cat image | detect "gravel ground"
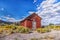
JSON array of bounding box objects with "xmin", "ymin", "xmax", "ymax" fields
[{"xmin": 0, "ymin": 30, "xmax": 60, "ymax": 40}]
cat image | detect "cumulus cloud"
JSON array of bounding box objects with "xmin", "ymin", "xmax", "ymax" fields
[
  {"xmin": 0, "ymin": 18, "xmax": 2, "ymax": 20},
  {"xmin": 1, "ymin": 15, "xmax": 21, "ymax": 22},
  {"xmin": 28, "ymin": 11, "xmax": 35, "ymax": 14},
  {"xmin": 33, "ymin": 0, "xmax": 37, "ymax": 3},
  {"xmin": 0, "ymin": 8, "xmax": 5, "ymax": 11},
  {"xmin": 36, "ymin": 0, "xmax": 60, "ymax": 25}
]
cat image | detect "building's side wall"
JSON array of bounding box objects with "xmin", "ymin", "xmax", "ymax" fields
[
  {"xmin": 20, "ymin": 20, "xmax": 28, "ymax": 27},
  {"xmin": 24, "ymin": 20, "xmax": 27, "ymax": 27},
  {"xmin": 36, "ymin": 19, "xmax": 41, "ymax": 28},
  {"xmin": 27, "ymin": 20, "xmax": 32, "ymax": 29}
]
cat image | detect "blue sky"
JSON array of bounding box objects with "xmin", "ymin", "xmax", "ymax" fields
[
  {"xmin": 0, "ymin": 0, "xmax": 34, "ymax": 18},
  {"xmin": 0, "ymin": 0, "xmax": 42, "ymax": 19},
  {"xmin": 0, "ymin": 0, "xmax": 60, "ymax": 25}
]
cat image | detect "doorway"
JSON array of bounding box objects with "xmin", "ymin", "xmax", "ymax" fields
[{"xmin": 32, "ymin": 19, "xmax": 36, "ymax": 30}]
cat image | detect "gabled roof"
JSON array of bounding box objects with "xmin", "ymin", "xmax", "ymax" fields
[{"xmin": 20, "ymin": 13, "xmax": 41, "ymax": 22}]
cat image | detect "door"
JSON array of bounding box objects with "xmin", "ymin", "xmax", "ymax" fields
[{"xmin": 32, "ymin": 19, "xmax": 36, "ymax": 30}]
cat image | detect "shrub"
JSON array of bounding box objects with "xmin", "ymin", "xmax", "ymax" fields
[
  {"xmin": 36, "ymin": 28, "xmax": 51, "ymax": 33},
  {"xmin": 31, "ymin": 38, "xmax": 38, "ymax": 40},
  {"xmin": 14, "ymin": 38, "xmax": 18, "ymax": 40},
  {"xmin": 0, "ymin": 28, "xmax": 3, "ymax": 34},
  {"xmin": 17, "ymin": 26, "xmax": 30, "ymax": 33},
  {"xmin": 2, "ymin": 28, "xmax": 13, "ymax": 35},
  {"xmin": 46, "ymin": 25, "xmax": 60, "ymax": 30},
  {"xmin": 46, "ymin": 25, "xmax": 55, "ymax": 29},
  {"xmin": 0, "ymin": 24, "xmax": 31, "ymax": 34}
]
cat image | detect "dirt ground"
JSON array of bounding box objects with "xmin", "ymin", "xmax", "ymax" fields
[{"xmin": 0, "ymin": 30, "xmax": 60, "ymax": 40}]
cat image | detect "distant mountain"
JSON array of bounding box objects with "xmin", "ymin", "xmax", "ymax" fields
[{"xmin": 0, "ymin": 20, "xmax": 13, "ymax": 24}]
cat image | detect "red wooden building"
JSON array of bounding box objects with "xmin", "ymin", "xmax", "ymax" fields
[{"xmin": 20, "ymin": 13, "xmax": 41, "ymax": 30}]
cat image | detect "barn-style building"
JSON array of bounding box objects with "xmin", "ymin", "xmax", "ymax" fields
[{"xmin": 20, "ymin": 13, "xmax": 41, "ymax": 30}]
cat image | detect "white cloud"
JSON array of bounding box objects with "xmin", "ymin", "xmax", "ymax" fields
[
  {"xmin": 36, "ymin": 0, "xmax": 60, "ymax": 25},
  {"xmin": 0, "ymin": 8, "xmax": 4, "ymax": 11},
  {"xmin": 33, "ymin": 0, "xmax": 37, "ymax": 3},
  {"xmin": 0, "ymin": 18, "xmax": 2, "ymax": 20},
  {"xmin": 28, "ymin": 11, "xmax": 35, "ymax": 14},
  {"xmin": 1, "ymin": 16, "xmax": 21, "ymax": 22}
]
